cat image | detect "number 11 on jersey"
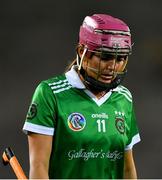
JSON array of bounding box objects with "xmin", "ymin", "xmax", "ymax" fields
[{"xmin": 96, "ymin": 119, "xmax": 106, "ymax": 132}]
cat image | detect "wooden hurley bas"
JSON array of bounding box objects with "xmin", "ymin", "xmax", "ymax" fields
[{"xmin": 2, "ymin": 147, "xmax": 27, "ymax": 179}]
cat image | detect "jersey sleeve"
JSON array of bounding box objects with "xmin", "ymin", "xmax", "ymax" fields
[
  {"xmin": 125, "ymin": 105, "xmax": 141, "ymax": 151},
  {"xmin": 23, "ymin": 81, "xmax": 56, "ymax": 136}
]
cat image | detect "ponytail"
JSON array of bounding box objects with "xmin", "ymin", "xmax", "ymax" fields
[{"xmin": 65, "ymin": 59, "xmax": 77, "ymax": 72}]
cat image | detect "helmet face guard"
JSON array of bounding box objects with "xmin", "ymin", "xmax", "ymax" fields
[{"xmin": 79, "ymin": 14, "xmax": 132, "ymax": 56}]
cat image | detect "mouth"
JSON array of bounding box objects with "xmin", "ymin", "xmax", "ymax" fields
[
  {"xmin": 99, "ymin": 74, "xmax": 114, "ymax": 82},
  {"xmin": 101, "ymin": 72, "xmax": 114, "ymax": 78}
]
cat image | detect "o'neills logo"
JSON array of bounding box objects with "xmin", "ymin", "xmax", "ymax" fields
[
  {"xmin": 67, "ymin": 113, "xmax": 86, "ymax": 131},
  {"xmin": 91, "ymin": 113, "xmax": 108, "ymax": 119}
]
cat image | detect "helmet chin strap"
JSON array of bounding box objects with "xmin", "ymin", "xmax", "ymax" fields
[
  {"xmin": 80, "ymin": 67, "xmax": 127, "ymax": 92},
  {"xmin": 77, "ymin": 47, "xmax": 88, "ymax": 71}
]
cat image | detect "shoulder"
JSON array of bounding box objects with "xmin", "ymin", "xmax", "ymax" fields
[
  {"xmin": 43, "ymin": 74, "xmax": 67, "ymax": 85},
  {"xmin": 33, "ymin": 74, "xmax": 66, "ymax": 94},
  {"xmin": 113, "ymin": 85, "xmax": 133, "ymax": 102},
  {"xmin": 39, "ymin": 74, "xmax": 72, "ymax": 94}
]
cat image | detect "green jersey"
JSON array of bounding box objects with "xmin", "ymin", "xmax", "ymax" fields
[{"xmin": 23, "ymin": 66, "xmax": 140, "ymax": 179}]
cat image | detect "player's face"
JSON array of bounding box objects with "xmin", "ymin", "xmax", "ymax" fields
[{"xmin": 82, "ymin": 51, "xmax": 127, "ymax": 84}]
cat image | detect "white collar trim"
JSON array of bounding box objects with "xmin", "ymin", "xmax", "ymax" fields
[
  {"xmin": 84, "ymin": 89, "xmax": 112, "ymax": 106},
  {"xmin": 65, "ymin": 66, "xmax": 86, "ymax": 89}
]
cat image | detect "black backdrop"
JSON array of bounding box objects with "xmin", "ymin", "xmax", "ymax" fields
[{"xmin": 1, "ymin": 0, "xmax": 162, "ymax": 178}]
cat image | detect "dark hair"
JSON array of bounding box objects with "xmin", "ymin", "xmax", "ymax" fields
[{"xmin": 65, "ymin": 44, "xmax": 81, "ymax": 72}]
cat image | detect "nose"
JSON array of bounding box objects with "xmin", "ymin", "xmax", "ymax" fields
[{"xmin": 105, "ymin": 59, "xmax": 116, "ymax": 71}]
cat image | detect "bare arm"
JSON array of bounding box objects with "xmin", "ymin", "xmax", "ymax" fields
[
  {"xmin": 124, "ymin": 149, "xmax": 137, "ymax": 179},
  {"xmin": 28, "ymin": 133, "xmax": 53, "ymax": 179}
]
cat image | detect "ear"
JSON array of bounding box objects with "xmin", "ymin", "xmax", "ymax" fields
[
  {"xmin": 121, "ymin": 58, "xmax": 128, "ymax": 72},
  {"xmin": 76, "ymin": 44, "xmax": 84, "ymax": 59}
]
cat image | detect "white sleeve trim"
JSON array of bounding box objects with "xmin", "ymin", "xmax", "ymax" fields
[
  {"xmin": 125, "ymin": 133, "xmax": 141, "ymax": 151},
  {"xmin": 23, "ymin": 122, "xmax": 54, "ymax": 136}
]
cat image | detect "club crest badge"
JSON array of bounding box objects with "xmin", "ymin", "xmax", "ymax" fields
[
  {"xmin": 67, "ymin": 113, "xmax": 86, "ymax": 131},
  {"xmin": 26, "ymin": 103, "xmax": 37, "ymax": 120},
  {"xmin": 115, "ymin": 117, "xmax": 125, "ymax": 134}
]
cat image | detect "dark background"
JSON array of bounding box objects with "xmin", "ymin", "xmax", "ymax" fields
[{"xmin": 0, "ymin": 0, "xmax": 162, "ymax": 178}]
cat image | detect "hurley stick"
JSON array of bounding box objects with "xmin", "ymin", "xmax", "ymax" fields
[{"xmin": 2, "ymin": 147, "xmax": 27, "ymax": 179}]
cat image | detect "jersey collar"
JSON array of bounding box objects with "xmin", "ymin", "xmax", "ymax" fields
[
  {"xmin": 65, "ymin": 66, "xmax": 114, "ymax": 106},
  {"xmin": 65, "ymin": 65, "xmax": 86, "ymax": 89},
  {"xmin": 65, "ymin": 65, "xmax": 119, "ymax": 91}
]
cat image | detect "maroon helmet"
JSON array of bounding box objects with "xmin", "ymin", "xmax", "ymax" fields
[{"xmin": 79, "ymin": 14, "xmax": 132, "ymax": 55}]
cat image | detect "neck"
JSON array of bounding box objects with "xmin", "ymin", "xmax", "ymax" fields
[{"xmin": 92, "ymin": 90, "xmax": 107, "ymax": 99}]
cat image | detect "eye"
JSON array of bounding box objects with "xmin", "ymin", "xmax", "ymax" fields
[
  {"xmin": 101, "ymin": 54, "xmax": 115, "ymax": 61},
  {"xmin": 94, "ymin": 53, "xmax": 115, "ymax": 61},
  {"xmin": 116, "ymin": 56, "xmax": 127, "ymax": 62},
  {"xmin": 93, "ymin": 52, "xmax": 101, "ymax": 58},
  {"xmin": 93, "ymin": 52, "xmax": 128, "ymax": 62}
]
